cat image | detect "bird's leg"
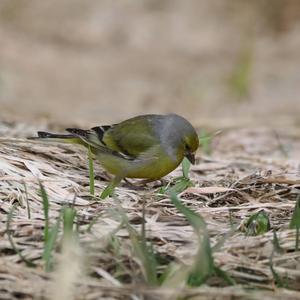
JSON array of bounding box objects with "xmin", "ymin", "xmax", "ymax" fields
[{"xmin": 100, "ymin": 176, "xmax": 122, "ymax": 199}]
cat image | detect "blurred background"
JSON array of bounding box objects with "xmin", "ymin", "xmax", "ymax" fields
[{"xmin": 0, "ymin": 0, "xmax": 299, "ymax": 126}]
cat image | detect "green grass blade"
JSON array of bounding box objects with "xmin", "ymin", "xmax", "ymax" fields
[
  {"xmin": 187, "ymin": 231, "xmax": 214, "ymax": 286},
  {"xmin": 243, "ymin": 210, "xmax": 271, "ymax": 236},
  {"xmin": 126, "ymin": 226, "xmax": 158, "ymax": 285},
  {"xmin": 137, "ymin": 235, "xmax": 158, "ymax": 286},
  {"xmin": 39, "ymin": 182, "xmax": 61, "ymax": 272},
  {"xmin": 269, "ymin": 253, "xmax": 286, "ymax": 288},
  {"xmin": 289, "ymin": 194, "xmax": 300, "ymax": 250},
  {"xmin": 161, "ymin": 177, "xmax": 193, "ymax": 195},
  {"xmin": 100, "ymin": 183, "xmax": 114, "ymax": 199},
  {"xmin": 170, "ymin": 193, "xmax": 234, "ymax": 286},
  {"xmin": 39, "ymin": 181, "xmax": 49, "ymax": 243},
  {"xmin": 159, "ymin": 263, "xmax": 189, "ymax": 287},
  {"xmin": 101, "ymin": 177, "xmax": 121, "ymax": 199},
  {"xmin": 289, "ymin": 194, "xmax": 300, "ymax": 229},
  {"xmin": 272, "ymin": 230, "xmax": 284, "ymax": 254},
  {"xmin": 214, "ymin": 266, "xmax": 236, "ymax": 285},
  {"xmin": 270, "ymin": 232, "xmax": 288, "ymax": 288},
  {"xmin": 88, "ymin": 145, "xmax": 95, "ymax": 196},
  {"xmin": 129, "ymin": 231, "xmax": 158, "ymax": 285},
  {"xmin": 62, "ymin": 206, "xmax": 77, "ymax": 240},
  {"xmin": 170, "ymin": 193, "xmax": 206, "ymax": 231},
  {"xmin": 182, "ymin": 157, "xmax": 191, "ymax": 179},
  {"xmin": 296, "ymin": 227, "xmax": 299, "ymax": 252},
  {"xmin": 115, "ymin": 200, "xmax": 158, "ymax": 286},
  {"xmin": 170, "ymin": 193, "xmax": 214, "ymax": 286},
  {"xmin": 6, "ymin": 204, "xmax": 36, "ymax": 267},
  {"xmin": 43, "ymin": 215, "xmax": 61, "ymax": 272}
]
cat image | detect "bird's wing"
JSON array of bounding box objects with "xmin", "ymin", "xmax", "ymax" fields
[
  {"xmin": 66, "ymin": 120, "xmax": 159, "ymax": 160},
  {"xmin": 67, "ymin": 115, "xmax": 162, "ymax": 160},
  {"xmin": 100, "ymin": 116, "xmax": 160, "ymax": 158},
  {"xmin": 65, "ymin": 127, "xmax": 126, "ymax": 159}
]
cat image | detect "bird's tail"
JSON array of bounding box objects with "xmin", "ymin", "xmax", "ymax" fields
[{"xmin": 28, "ymin": 131, "xmax": 84, "ymax": 145}]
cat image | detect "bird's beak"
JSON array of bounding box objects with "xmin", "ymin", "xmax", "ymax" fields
[{"xmin": 185, "ymin": 152, "xmax": 195, "ymax": 165}]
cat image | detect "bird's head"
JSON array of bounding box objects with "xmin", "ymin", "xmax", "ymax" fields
[
  {"xmin": 182, "ymin": 129, "xmax": 199, "ymax": 164},
  {"xmin": 163, "ymin": 114, "xmax": 199, "ymax": 164}
]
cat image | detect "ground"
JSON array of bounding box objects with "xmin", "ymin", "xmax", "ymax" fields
[{"xmin": 0, "ymin": 120, "xmax": 299, "ymax": 300}]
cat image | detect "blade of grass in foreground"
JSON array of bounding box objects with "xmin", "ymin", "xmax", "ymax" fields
[
  {"xmin": 289, "ymin": 194, "xmax": 300, "ymax": 251},
  {"xmin": 158, "ymin": 158, "xmax": 193, "ymax": 195},
  {"xmin": 170, "ymin": 192, "xmax": 206, "ymax": 231},
  {"xmin": 170, "ymin": 193, "xmax": 213, "ymax": 286},
  {"xmin": 170, "ymin": 193, "xmax": 235, "ymax": 286},
  {"xmin": 6, "ymin": 204, "xmax": 36, "ymax": 267},
  {"xmin": 182, "ymin": 157, "xmax": 191, "ymax": 179},
  {"xmin": 160, "ymin": 177, "xmax": 193, "ymax": 195},
  {"xmin": 114, "ymin": 199, "xmax": 158, "ymax": 286},
  {"xmin": 270, "ymin": 231, "xmax": 288, "ymax": 288},
  {"xmin": 272, "ymin": 230, "xmax": 285, "ymax": 254},
  {"xmin": 188, "ymin": 231, "xmax": 214, "ymax": 286},
  {"xmin": 43, "ymin": 216, "xmax": 61, "ymax": 272},
  {"xmin": 243, "ymin": 210, "xmax": 271, "ymax": 236},
  {"xmin": 40, "ymin": 182, "xmax": 61, "ymax": 272},
  {"xmin": 88, "ymin": 145, "xmax": 95, "ymax": 196},
  {"xmin": 40, "ymin": 181, "xmax": 49, "ymax": 243},
  {"xmin": 62, "ymin": 206, "xmax": 77, "ymax": 240}
]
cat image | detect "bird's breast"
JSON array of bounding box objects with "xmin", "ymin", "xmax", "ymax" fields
[
  {"xmin": 97, "ymin": 145, "xmax": 184, "ymax": 179},
  {"xmin": 126, "ymin": 150, "xmax": 184, "ymax": 179}
]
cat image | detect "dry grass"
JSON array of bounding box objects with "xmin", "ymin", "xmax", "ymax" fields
[{"xmin": 0, "ymin": 122, "xmax": 300, "ymax": 299}]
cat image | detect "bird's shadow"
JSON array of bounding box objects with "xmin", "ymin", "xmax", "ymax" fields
[
  {"xmin": 122, "ymin": 178, "xmax": 167, "ymax": 191},
  {"xmin": 95, "ymin": 171, "xmax": 167, "ymax": 191}
]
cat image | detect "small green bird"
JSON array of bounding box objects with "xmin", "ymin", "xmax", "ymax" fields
[{"xmin": 32, "ymin": 114, "xmax": 199, "ymax": 198}]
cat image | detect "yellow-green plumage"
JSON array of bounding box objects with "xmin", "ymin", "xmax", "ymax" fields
[
  {"xmin": 98, "ymin": 144, "xmax": 181, "ymax": 179},
  {"xmin": 32, "ymin": 114, "xmax": 199, "ymax": 198}
]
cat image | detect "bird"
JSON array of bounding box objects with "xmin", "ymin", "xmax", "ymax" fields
[{"xmin": 31, "ymin": 114, "xmax": 199, "ymax": 198}]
